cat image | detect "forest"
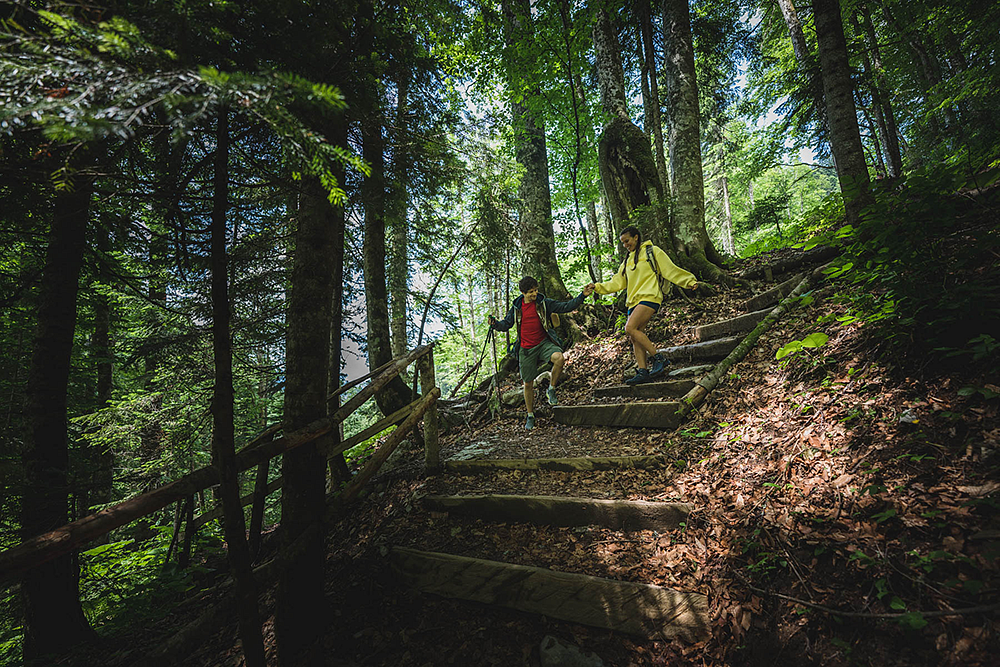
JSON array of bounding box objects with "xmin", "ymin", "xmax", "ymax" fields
[{"xmin": 0, "ymin": 0, "xmax": 998, "ymax": 665}]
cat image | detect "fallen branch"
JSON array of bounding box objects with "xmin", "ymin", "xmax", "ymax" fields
[
  {"xmin": 677, "ymin": 263, "xmax": 830, "ymax": 419},
  {"xmin": 737, "ymin": 572, "xmax": 1000, "ymax": 620}
]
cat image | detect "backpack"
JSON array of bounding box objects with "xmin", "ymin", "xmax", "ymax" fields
[
  {"xmin": 620, "ymin": 246, "xmax": 671, "ymax": 302},
  {"xmin": 645, "ymin": 245, "xmax": 672, "ymax": 300}
]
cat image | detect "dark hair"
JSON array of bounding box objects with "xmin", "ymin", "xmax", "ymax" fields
[
  {"xmin": 620, "ymin": 226, "xmax": 642, "ymax": 272},
  {"xmin": 518, "ymin": 276, "xmax": 539, "ymax": 293}
]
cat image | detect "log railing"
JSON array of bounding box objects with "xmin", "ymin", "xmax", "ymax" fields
[{"xmin": 0, "ymin": 344, "xmax": 440, "ymax": 585}]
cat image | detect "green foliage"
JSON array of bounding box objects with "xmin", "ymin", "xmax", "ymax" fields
[{"xmin": 807, "ymin": 165, "xmax": 1000, "ymax": 367}]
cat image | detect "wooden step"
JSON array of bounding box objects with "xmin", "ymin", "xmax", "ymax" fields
[
  {"xmin": 694, "ymin": 308, "xmax": 771, "ymax": 342},
  {"xmin": 552, "ymin": 402, "xmax": 685, "ymax": 430},
  {"xmin": 390, "ymin": 547, "xmax": 709, "ymax": 641},
  {"xmin": 443, "ymin": 455, "xmax": 669, "ymax": 475},
  {"xmin": 667, "ymin": 364, "xmax": 714, "ymax": 378},
  {"xmin": 423, "ymin": 494, "xmax": 691, "ymax": 531},
  {"xmin": 739, "ymin": 273, "xmax": 802, "ymax": 312},
  {"xmin": 658, "ymin": 336, "xmax": 740, "ymax": 362},
  {"xmin": 594, "ymin": 377, "xmax": 695, "ymax": 400}
]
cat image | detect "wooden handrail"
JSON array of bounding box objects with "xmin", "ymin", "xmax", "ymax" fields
[{"xmin": 0, "ymin": 343, "xmax": 436, "ymax": 584}]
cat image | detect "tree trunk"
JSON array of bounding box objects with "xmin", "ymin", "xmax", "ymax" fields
[
  {"xmin": 389, "ymin": 73, "xmax": 410, "ymax": 359},
  {"xmin": 662, "ymin": 0, "xmax": 730, "ymax": 283},
  {"xmin": 775, "ymin": 0, "xmax": 835, "ymax": 167},
  {"xmin": 501, "ymin": 0, "xmax": 569, "ymax": 299},
  {"xmin": 586, "ymin": 200, "xmax": 603, "ymax": 281},
  {"xmin": 858, "ymin": 3, "xmax": 902, "ymax": 177},
  {"xmin": 361, "ymin": 87, "xmax": 412, "ymax": 415},
  {"xmin": 593, "ymin": 6, "xmax": 668, "ymax": 252},
  {"xmin": 720, "ymin": 173, "xmax": 734, "ymax": 256},
  {"xmin": 79, "ymin": 224, "xmax": 114, "ymax": 540},
  {"xmin": 209, "ymin": 106, "xmax": 266, "ymax": 667},
  {"xmin": 639, "ymin": 0, "xmax": 669, "ymax": 196},
  {"xmin": 278, "ymin": 169, "xmax": 334, "ymax": 666},
  {"xmin": 813, "ymin": 0, "xmax": 872, "ymax": 227},
  {"xmin": 327, "ymin": 114, "xmax": 350, "ymax": 485},
  {"xmin": 21, "ymin": 153, "xmax": 95, "ymax": 659}
]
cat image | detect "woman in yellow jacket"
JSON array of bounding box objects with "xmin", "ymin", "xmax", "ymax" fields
[{"xmin": 587, "ymin": 226, "xmax": 698, "ymax": 384}]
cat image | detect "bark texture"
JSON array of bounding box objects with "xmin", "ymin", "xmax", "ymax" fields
[
  {"xmin": 20, "ymin": 155, "xmax": 95, "ymax": 658},
  {"xmin": 662, "ymin": 0, "xmax": 729, "ymax": 283},
  {"xmin": 361, "ymin": 89, "xmax": 412, "ymax": 415},
  {"xmin": 593, "ymin": 7, "xmax": 669, "ymax": 251},
  {"xmin": 813, "ymin": 0, "xmax": 872, "ymax": 226},
  {"xmin": 277, "ymin": 172, "xmax": 335, "ymax": 664},
  {"xmin": 209, "ymin": 107, "xmax": 265, "ymax": 667},
  {"xmin": 501, "ymin": 0, "xmax": 569, "ymax": 298}
]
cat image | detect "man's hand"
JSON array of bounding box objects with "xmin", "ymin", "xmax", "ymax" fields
[
  {"xmin": 583, "ymin": 283, "xmax": 595, "ymax": 296},
  {"xmin": 488, "ymin": 314, "xmax": 497, "ymax": 327}
]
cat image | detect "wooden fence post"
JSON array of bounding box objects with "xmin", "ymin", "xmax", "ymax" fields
[{"xmin": 418, "ymin": 349, "xmax": 440, "ymax": 471}]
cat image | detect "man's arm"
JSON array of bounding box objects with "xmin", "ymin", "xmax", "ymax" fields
[
  {"xmin": 545, "ymin": 290, "xmax": 587, "ymax": 314},
  {"xmin": 489, "ymin": 306, "xmax": 515, "ymax": 331}
]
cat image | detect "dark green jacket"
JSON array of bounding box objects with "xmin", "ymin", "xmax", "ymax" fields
[{"xmin": 490, "ymin": 291, "xmax": 586, "ymax": 349}]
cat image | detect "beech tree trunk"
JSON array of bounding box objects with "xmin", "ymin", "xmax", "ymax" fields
[
  {"xmin": 813, "ymin": 0, "xmax": 872, "ymax": 226},
  {"xmin": 592, "ymin": 6, "xmax": 668, "ymax": 252},
  {"xmin": 209, "ymin": 107, "xmax": 266, "ymax": 667},
  {"xmin": 639, "ymin": 0, "xmax": 669, "ymax": 196},
  {"xmin": 20, "ymin": 153, "xmax": 95, "ymax": 659},
  {"xmin": 662, "ymin": 0, "xmax": 730, "ymax": 283},
  {"xmin": 501, "ymin": 0, "xmax": 569, "ymax": 299}
]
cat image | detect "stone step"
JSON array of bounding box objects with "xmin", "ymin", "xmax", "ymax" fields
[
  {"xmin": 739, "ymin": 273, "xmax": 802, "ymax": 312},
  {"xmin": 594, "ymin": 377, "xmax": 695, "ymax": 400},
  {"xmin": 694, "ymin": 307, "xmax": 771, "ymax": 342},
  {"xmin": 552, "ymin": 402, "xmax": 685, "ymax": 430},
  {"xmin": 443, "ymin": 455, "xmax": 670, "ymax": 475},
  {"xmin": 423, "ymin": 494, "xmax": 691, "ymax": 531},
  {"xmin": 390, "ymin": 547, "xmax": 709, "ymax": 641},
  {"xmin": 658, "ymin": 336, "xmax": 740, "ymax": 362}
]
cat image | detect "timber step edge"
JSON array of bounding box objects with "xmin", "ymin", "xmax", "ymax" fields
[
  {"xmin": 442, "ymin": 455, "xmax": 670, "ymax": 474},
  {"xmin": 658, "ymin": 336, "xmax": 740, "ymax": 362},
  {"xmin": 694, "ymin": 308, "xmax": 772, "ymax": 342},
  {"xmin": 739, "ymin": 273, "xmax": 803, "ymax": 312},
  {"xmin": 594, "ymin": 378, "xmax": 696, "ymax": 400},
  {"xmin": 552, "ymin": 402, "xmax": 685, "ymax": 430},
  {"xmin": 422, "ymin": 494, "xmax": 691, "ymax": 531},
  {"xmin": 390, "ymin": 547, "xmax": 710, "ymax": 642}
]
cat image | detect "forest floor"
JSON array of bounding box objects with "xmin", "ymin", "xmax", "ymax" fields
[{"xmin": 90, "ymin": 247, "xmax": 998, "ymax": 666}]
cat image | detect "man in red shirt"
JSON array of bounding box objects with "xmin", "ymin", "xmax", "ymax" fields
[{"xmin": 489, "ymin": 276, "xmax": 594, "ymax": 430}]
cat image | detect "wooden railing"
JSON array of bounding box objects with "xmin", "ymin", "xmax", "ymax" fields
[{"xmin": 0, "ymin": 344, "xmax": 440, "ymax": 585}]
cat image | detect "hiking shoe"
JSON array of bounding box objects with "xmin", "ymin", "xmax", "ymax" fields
[
  {"xmin": 546, "ymin": 386, "xmax": 558, "ymax": 405},
  {"xmin": 525, "ymin": 414, "xmax": 535, "ymax": 430},
  {"xmin": 625, "ymin": 368, "xmax": 650, "ymax": 385},
  {"xmin": 648, "ymin": 353, "xmax": 668, "ymax": 377}
]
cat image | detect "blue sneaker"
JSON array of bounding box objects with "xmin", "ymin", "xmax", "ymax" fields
[
  {"xmin": 648, "ymin": 353, "xmax": 667, "ymax": 377},
  {"xmin": 525, "ymin": 414, "xmax": 535, "ymax": 430},
  {"xmin": 546, "ymin": 386, "xmax": 558, "ymax": 405},
  {"xmin": 625, "ymin": 368, "xmax": 650, "ymax": 385}
]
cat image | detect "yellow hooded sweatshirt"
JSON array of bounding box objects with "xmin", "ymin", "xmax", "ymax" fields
[{"xmin": 594, "ymin": 240, "xmax": 696, "ymax": 308}]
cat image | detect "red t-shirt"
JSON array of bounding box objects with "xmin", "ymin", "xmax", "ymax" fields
[{"xmin": 519, "ymin": 300, "xmax": 546, "ymax": 348}]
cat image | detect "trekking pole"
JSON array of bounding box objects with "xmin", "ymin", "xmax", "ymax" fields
[{"xmin": 489, "ymin": 326, "xmax": 503, "ymax": 417}]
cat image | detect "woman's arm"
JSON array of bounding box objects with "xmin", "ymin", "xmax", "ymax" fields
[
  {"xmin": 653, "ymin": 246, "xmax": 697, "ymax": 289},
  {"xmin": 594, "ymin": 262, "xmax": 627, "ymax": 295}
]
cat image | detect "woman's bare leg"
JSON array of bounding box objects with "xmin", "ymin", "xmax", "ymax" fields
[{"xmin": 625, "ymin": 305, "xmax": 658, "ymax": 368}]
